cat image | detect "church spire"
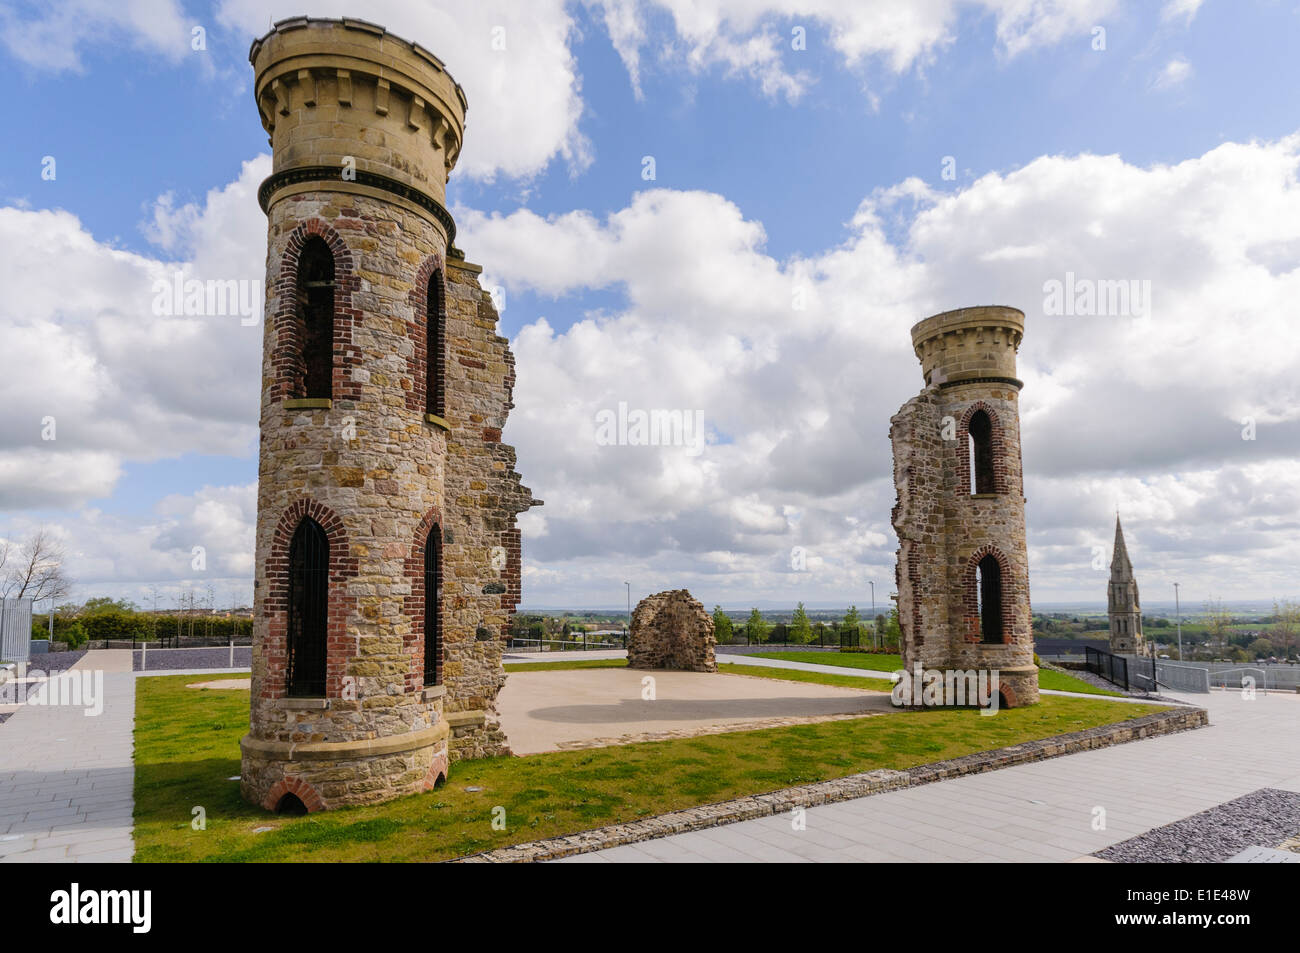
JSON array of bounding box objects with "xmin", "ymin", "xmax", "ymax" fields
[{"xmin": 1111, "ymin": 515, "xmax": 1133, "ymax": 579}]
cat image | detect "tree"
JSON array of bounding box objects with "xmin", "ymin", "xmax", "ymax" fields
[
  {"xmin": 744, "ymin": 608, "xmax": 769, "ymax": 645},
  {"xmin": 1247, "ymin": 638, "xmax": 1275, "ymax": 659},
  {"xmin": 1271, "ymin": 599, "xmax": 1300, "ymax": 658},
  {"xmin": 842, "ymin": 605, "xmax": 861, "ymax": 646},
  {"xmin": 712, "ymin": 606, "xmax": 734, "ymax": 644},
  {"xmin": 1203, "ymin": 598, "xmax": 1233, "ymax": 656},
  {"xmin": 0, "ymin": 528, "xmax": 71, "ymax": 603},
  {"xmin": 791, "ymin": 602, "xmax": 812, "ymax": 644},
  {"xmin": 883, "ymin": 607, "xmax": 902, "ymax": 651}
]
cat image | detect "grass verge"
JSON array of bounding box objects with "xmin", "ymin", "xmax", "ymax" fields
[
  {"xmin": 134, "ymin": 673, "xmax": 1165, "ymax": 862},
  {"xmin": 503, "ymin": 658, "xmax": 627, "ymax": 673},
  {"xmin": 717, "ymin": 661, "xmax": 896, "ymax": 693}
]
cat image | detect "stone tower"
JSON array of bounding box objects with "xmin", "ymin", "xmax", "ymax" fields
[
  {"xmin": 240, "ymin": 17, "xmax": 538, "ymax": 813},
  {"xmin": 890, "ymin": 306, "xmax": 1038, "ymax": 708},
  {"xmin": 1107, "ymin": 516, "xmax": 1145, "ymax": 655}
]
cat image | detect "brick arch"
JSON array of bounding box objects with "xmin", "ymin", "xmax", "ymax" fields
[
  {"xmin": 261, "ymin": 498, "xmax": 358, "ymax": 699},
  {"xmin": 996, "ymin": 680, "xmax": 1019, "ymax": 710},
  {"xmin": 407, "ymin": 254, "xmax": 447, "ymax": 418},
  {"xmin": 270, "ymin": 218, "xmax": 362, "ymax": 402},
  {"xmin": 402, "ymin": 504, "xmax": 445, "ymax": 692},
  {"xmin": 955, "ymin": 401, "xmax": 1009, "ymax": 495},
  {"xmin": 263, "ymin": 776, "xmax": 325, "ymax": 813},
  {"xmin": 422, "ymin": 749, "xmax": 449, "ymax": 792},
  {"xmin": 961, "ymin": 544, "xmax": 1016, "ymax": 645}
]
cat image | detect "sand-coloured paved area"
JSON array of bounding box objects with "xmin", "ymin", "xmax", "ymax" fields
[{"xmin": 499, "ymin": 668, "xmax": 893, "ymax": 754}]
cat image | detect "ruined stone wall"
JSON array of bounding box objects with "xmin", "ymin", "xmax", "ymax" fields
[
  {"xmin": 441, "ymin": 257, "xmax": 538, "ymax": 761},
  {"xmin": 627, "ymin": 590, "xmax": 716, "ymax": 672},
  {"xmin": 890, "ymin": 388, "xmax": 946, "ymax": 673}
]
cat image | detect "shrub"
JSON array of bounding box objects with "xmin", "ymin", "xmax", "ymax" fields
[{"xmin": 61, "ymin": 622, "xmax": 88, "ymax": 649}]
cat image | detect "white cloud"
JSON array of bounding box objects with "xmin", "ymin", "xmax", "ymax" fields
[
  {"xmin": 1160, "ymin": 0, "xmax": 1204, "ymax": 24},
  {"xmin": 1152, "ymin": 54, "xmax": 1193, "ymax": 89},
  {"xmin": 2, "ymin": 482, "xmax": 257, "ymax": 606},
  {"xmin": 214, "ymin": 0, "xmax": 592, "ymax": 181},
  {"xmin": 462, "ymin": 134, "xmax": 1300, "ymax": 604},
  {"xmin": 0, "ymin": 156, "xmax": 269, "ymax": 511},
  {"xmin": 586, "ymin": 0, "xmax": 1123, "ymax": 101},
  {"xmin": 0, "ymin": 0, "xmax": 194, "ymax": 72}
]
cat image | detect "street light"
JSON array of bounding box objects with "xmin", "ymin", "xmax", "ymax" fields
[
  {"xmin": 869, "ymin": 581, "xmax": 876, "ymax": 649},
  {"xmin": 1174, "ymin": 582, "xmax": 1183, "ymax": 661}
]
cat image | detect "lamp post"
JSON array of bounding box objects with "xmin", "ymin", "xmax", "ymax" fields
[
  {"xmin": 869, "ymin": 581, "xmax": 876, "ymax": 649},
  {"xmin": 1174, "ymin": 582, "xmax": 1183, "ymax": 662}
]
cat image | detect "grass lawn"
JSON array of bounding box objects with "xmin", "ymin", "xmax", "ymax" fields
[
  {"xmin": 752, "ymin": 651, "xmax": 905, "ymax": 673},
  {"xmin": 718, "ymin": 661, "xmax": 897, "ymax": 693},
  {"xmin": 133, "ymin": 672, "xmax": 1165, "ymax": 862},
  {"xmin": 1036, "ymin": 669, "xmax": 1121, "ymax": 696},
  {"xmin": 503, "ymin": 658, "xmax": 627, "ymax": 672},
  {"xmin": 751, "ymin": 651, "xmax": 1121, "ymax": 697}
]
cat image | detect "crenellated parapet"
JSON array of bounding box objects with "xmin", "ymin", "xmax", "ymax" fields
[
  {"xmin": 910, "ymin": 306, "xmax": 1025, "ymax": 389},
  {"xmin": 250, "ymin": 17, "xmax": 467, "ymax": 216}
]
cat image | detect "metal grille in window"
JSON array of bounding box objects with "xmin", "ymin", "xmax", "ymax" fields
[
  {"xmin": 423, "ymin": 526, "xmax": 442, "ymax": 686},
  {"xmin": 977, "ymin": 554, "xmax": 1003, "ymax": 643},
  {"xmin": 298, "ymin": 237, "xmax": 335, "ymax": 400},
  {"xmin": 425, "ymin": 270, "xmax": 444, "ymax": 418},
  {"xmin": 287, "ymin": 517, "xmax": 328, "ymax": 696}
]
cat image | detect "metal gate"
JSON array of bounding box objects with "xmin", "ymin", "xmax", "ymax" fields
[
  {"xmin": 286, "ymin": 517, "xmax": 328, "ymax": 696},
  {"xmin": 0, "ymin": 597, "xmax": 34, "ymax": 662}
]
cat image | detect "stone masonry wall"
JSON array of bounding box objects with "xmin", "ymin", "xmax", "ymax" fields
[{"xmin": 627, "ymin": 590, "xmax": 716, "ymax": 672}]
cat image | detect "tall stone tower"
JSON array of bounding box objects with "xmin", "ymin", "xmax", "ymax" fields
[
  {"xmin": 1107, "ymin": 516, "xmax": 1145, "ymax": 655},
  {"xmin": 890, "ymin": 306, "xmax": 1038, "ymax": 708},
  {"xmin": 240, "ymin": 17, "xmax": 538, "ymax": 813}
]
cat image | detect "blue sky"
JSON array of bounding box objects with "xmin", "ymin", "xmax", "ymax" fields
[{"xmin": 2, "ymin": 0, "xmax": 1299, "ymax": 611}]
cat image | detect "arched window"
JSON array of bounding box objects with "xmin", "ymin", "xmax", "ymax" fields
[
  {"xmin": 425, "ymin": 269, "xmax": 444, "ymax": 418},
  {"xmin": 423, "ymin": 524, "xmax": 441, "ymax": 686},
  {"xmin": 976, "ymin": 554, "xmax": 1003, "ymax": 643},
  {"xmin": 297, "ymin": 237, "xmax": 335, "ymax": 399},
  {"xmin": 968, "ymin": 410, "xmax": 995, "ymax": 494},
  {"xmin": 287, "ymin": 516, "xmax": 328, "ymax": 696}
]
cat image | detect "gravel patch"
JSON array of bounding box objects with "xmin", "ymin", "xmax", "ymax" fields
[
  {"xmin": 18, "ymin": 650, "xmax": 89, "ymax": 673},
  {"xmin": 1095, "ymin": 788, "xmax": 1300, "ymax": 863},
  {"xmin": 135, "ymin": 646, "xmax": 252, "ymax": 671}
]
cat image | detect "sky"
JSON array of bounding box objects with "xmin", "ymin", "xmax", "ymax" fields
[{"xmin": 1, "ymin": 0, "xmax": 1299, "ymax": 612}]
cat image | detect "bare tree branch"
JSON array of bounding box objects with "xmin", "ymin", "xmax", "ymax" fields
[{"xmin": 2, "ymin": 528, "xmax": 71, "ymax": 604}]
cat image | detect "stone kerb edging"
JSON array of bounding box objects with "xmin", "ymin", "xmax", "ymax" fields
[{"xmin": 455, "ymin": 706, "xmax": 1207, "ymax": 863}]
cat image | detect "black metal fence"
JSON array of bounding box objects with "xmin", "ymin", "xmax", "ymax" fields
[
  {"xmin": 1085, "ymin": 646, "xmax": 1130, "ymax": 691},
  {"xmin": 506, "ymin": 636, "xmax": 624, "ymax": 652}
]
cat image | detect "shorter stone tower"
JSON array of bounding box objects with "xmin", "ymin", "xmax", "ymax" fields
[
  {"xmin": 890, "ymin": 306, "xmax": 1038, "ymax": 708},
  {"xmin": 1108, "ymin": 516, "xmax": 1145, "ymax": 655}
]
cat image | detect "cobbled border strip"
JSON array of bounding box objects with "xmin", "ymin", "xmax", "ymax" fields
[{"xmin": 455, "ymin": 705, "xmax": 1208, "ymax": 863}]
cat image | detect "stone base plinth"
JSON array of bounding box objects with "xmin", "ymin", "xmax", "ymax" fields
[
  {"xmin": 994, "ymin": 666, "xmax": 1039, "ymax": 708},
  {"xmin": 240, "ymin": 721, "xmax": 449, "ymax": 812}
]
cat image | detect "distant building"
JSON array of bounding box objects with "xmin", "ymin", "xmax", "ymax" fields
[{"xmin": 1107, "ymin": 517, "xmax": 1147, "ymax": 656}]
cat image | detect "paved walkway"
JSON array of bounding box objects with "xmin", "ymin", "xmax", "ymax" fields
[
  {"xmin": 0, "ymin": 650, "xmax": 136, "ymax": 862},
  {"xmin": 557, "ymin": 689, "xmax": 1300, "ymax": 862}
]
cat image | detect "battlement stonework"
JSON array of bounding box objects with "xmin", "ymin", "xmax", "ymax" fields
[
  {"xmin": 240, "ymin": 18, "xmax": 538, "ymax": 813},
  {"xmin": 890, "ymin": 306, "xmax": 1038, "ymax": 708}
]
